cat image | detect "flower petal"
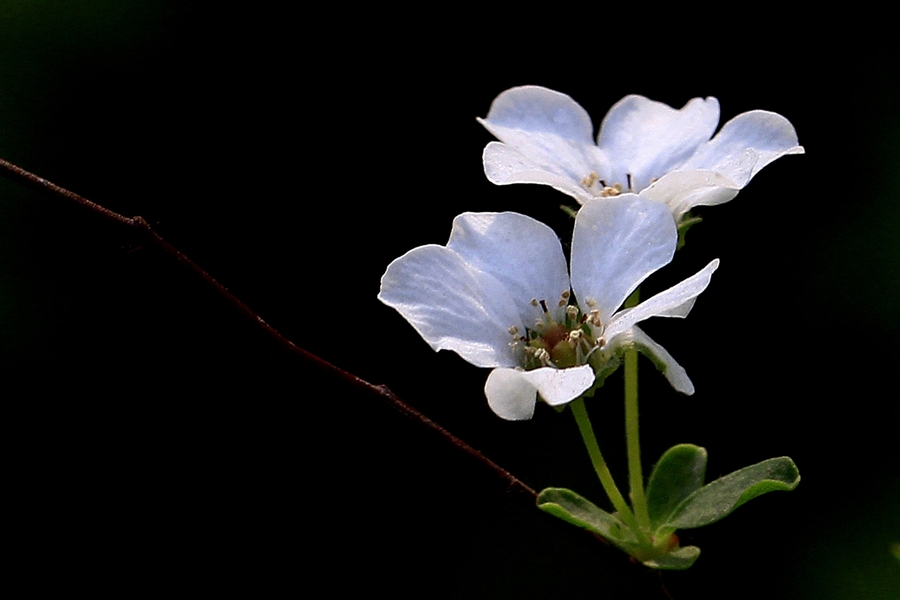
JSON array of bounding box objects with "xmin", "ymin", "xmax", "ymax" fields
[
  {"xmin": 521, "ymin": 365, "xmax": 596, "ymax": 406},
  {"xmin": 597, "ymin": 95, "xmax": 720, "ymax": 191},
  {"xmin": 378, "ymin": 245, "xmax": 522, "ymax": 368},
  {"xmin": 680, "ymin": 110, "xmax": 804, "ymax": 188},
  {"xmin": 480, "ymin": 85, "xmax": 596, "ymax": 145},
  {"xmin": 603, "ymin": 259, "xmax": 720, "ymax": 343},
  {"xmin": 570, "ymin": 195, "xmax": 677, "ymax": 325},
  {"xmin": 485, "ymin": 365, "xmax": 595, "ymax": 420},
  {"xmin": 482, "ymin": 142, "xmax": 597, "ymax": 204},
  {"xmin": 485, "ymin": 368, "xmax": 538, "ymax": 420},
  {"xmin": 640, "ymin": 170, "xmax": 740, "ymax": 219},
  {"xmin": 446, "ymin": 212, "xmax": 570, "ymax": 325},
  {"xmin": 479, "ymin": 86, "xmax": 609, "ymax": 203},
  {"xmin": 627, "ymin": 326, "xmax": 695, "ymax": 395}
]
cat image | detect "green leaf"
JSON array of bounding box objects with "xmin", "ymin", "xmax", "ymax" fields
[
  {"xmin": 538, "ymin": 488, "xmax": 704, "ymax": 571},
  {"xmin": 536, "ymin": 488, "xmax": 638, "ymax": 547},
  {"xmin": 666, "ymin": 456, "xmax": 800, "ymax": 530},
  {"xmin": 646, "ymin": 444, "xmax": 707, "ymax": 530},
  {"xmin": 643, "ymin": 545, "xmax": 701, "ymax": 570}
]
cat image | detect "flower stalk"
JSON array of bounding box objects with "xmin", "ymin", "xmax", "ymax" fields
[
  {"xmin": 623, "ymin": 290, "xmax": 652, "ymax": 532},
  {"xmin": 569, "ymin": 398, "xmax": 643, "ymax": 536}
]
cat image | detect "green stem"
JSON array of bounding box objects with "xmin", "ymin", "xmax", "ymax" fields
[
  {"xmin": 569, "ymin": 398, "xmax": 638, "ymax": 531},
  {"xmin": 624, "ymin": 290, "xmax": 651, "ymax": 532}
]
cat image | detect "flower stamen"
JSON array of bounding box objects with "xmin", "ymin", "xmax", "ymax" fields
[
  {"xmin": 600, "ymin": 183, "xmax": 622, "ymax": 197},
  {"xmin": 582, "ymin": 173, "xmax": 624, "ymax": 198},
  {"xmin": 517, "ymin": 298, "xmax": 606, "ymax": 372}
]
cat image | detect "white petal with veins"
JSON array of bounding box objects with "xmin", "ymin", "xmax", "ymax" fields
[
  {"xmin": 627, "ymin": 326, "xmax": 695, "ymax": 395},
  {"xmin": 378, "ymin": 245, "xmax": 522, "ymax": 368},
  {"xmin": 482, "ymin": 141, "xmax": 598, "ymax": 203},
  {"xmin": 681, "ymin": 110, "xmax": 804, "ymax": 187},
  {"xmin": 570, "ymin": 196, "xmax": 676, "ymax": 325},
  {"xmin": 485, "ymin": 365, "xmax": 595, "ymax": 421},
  {"xmin": 598, "ymin": 95, "xmax": 720, "ymax": 191},
  {"xmin": 603, "ymin": 259, "xmax": 720, "ymax": 344},
  {"xmin": 641, "ymin": 170, "xmax": 740, "ymax": 219},
  {"xmin": 447, "ymin": 212, "xmax": 569, "ymax": 325}
]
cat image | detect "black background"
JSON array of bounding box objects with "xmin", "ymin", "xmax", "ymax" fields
[{"xmin": 1, "ymin": 3, "xmax": 898, "ymax": 598}]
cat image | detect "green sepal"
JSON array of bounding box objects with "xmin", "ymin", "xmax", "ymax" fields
[
  {"xmin": 646, "ymin": 444, "xmax": 708, "ymax": 530},
  {"xmin": 676, "ymin": 214, "xmax": 703, "ymax": 249},
  {"xmin": 559, "ymin": 204, "xmax": 579, "ymax": 219},
  {"xmin": 582, "ymin": 338, "xmax": 678, "ymax": 400},
  {"xmin": 666, "ymin": 456, "xmax": 800, "ymax": 530},
  {"xmin": 537, "ymin": 487, "xmax": 638, "ymax": 548},
  {"xmin": 579, "ymin": 348, "xmax": 624, "ymax": 399}
]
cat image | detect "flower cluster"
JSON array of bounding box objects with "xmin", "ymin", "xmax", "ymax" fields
[
  {"xmin": 378, "ymin": 86, "xmax": 803, "ymax": 568},
  {"xmin": 380, "ymin": 86, "xmax": 801, "ymax": 419}
]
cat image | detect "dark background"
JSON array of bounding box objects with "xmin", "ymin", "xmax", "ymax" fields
[{"xmin": 1, "ymin": 3, "xmax": 897, "ymax": 598}]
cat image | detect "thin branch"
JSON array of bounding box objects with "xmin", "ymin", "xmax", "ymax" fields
[
  {"xmin": 0, "ymin": 158, "xmax": 133, "ymax": 226},
  {"xmin": 0, "ymin": 156, "xmax": 537, "ymax": 500},
  {"xmin": 1, "ymin": 156, "xmax": 680, "ymax": 597}
]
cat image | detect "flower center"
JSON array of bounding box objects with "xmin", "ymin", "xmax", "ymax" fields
[
  {"xmin": 580, "ymin": 171, "xmax": 634, "ymax": 197},
  {"xmin": 509, "ymin": 292, "xmax": 604, "ymax": 370}
]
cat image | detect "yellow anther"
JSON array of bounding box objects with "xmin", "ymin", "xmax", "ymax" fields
[{"xmin": 599, "ymin": 183, "xmax": 623, "ymax": 197}]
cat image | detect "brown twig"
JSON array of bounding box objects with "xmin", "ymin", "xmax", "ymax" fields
[
  {"xmin": 0, "ymin": 156, "xmax": 537, "ymax": 500},
  {"xmin": 1, "ymin": 156, "xmax": 684, "ymax": 598}
]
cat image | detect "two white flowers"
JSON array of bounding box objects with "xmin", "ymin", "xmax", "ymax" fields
[{"xmin": 379, "ymin": 86, "xmax": 801, "ymax": 419}]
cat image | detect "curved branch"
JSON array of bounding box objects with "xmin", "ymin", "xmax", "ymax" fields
[
  {"xmin": 1, "ymin": 156, "xmax": 682, "ymax": 595},
  {"xmin": 0, "ymin": 156, "xmax": 537, "ymax": 500}
]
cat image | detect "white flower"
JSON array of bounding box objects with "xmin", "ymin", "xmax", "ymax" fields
[
  {"xmin": 378, "ymin": 195, "xmax": 719, "ymax": 420},
  {"xmin": 478, "ymin": 86, "xmax": 804, "ymax": 219}
]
